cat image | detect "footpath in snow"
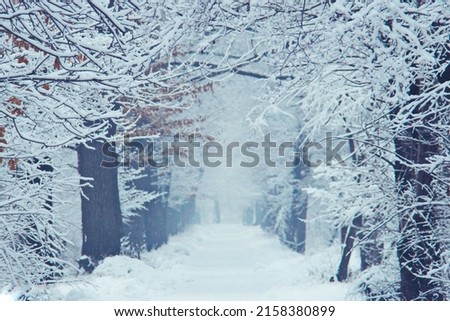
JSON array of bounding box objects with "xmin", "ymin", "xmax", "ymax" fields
[{"xmin": 50, "ymin": 224, "xmax": 351, "ymax": 300}]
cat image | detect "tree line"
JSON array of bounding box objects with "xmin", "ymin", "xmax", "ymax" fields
[{"xmin": 1, "ymin": 0, "xmax": 449, "ymax": 301}]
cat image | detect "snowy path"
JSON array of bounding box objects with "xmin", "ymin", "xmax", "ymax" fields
[{"xmin": 51, "ymin": 224, "xmax": 350, "ymax": 300}]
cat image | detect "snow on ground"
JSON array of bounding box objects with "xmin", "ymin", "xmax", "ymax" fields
[{"xmin": 49, "ymin": 224, "xmax": 353, "ymax": 300}]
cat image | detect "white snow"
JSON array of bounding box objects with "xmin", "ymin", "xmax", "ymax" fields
[
  {"xmin": 0, "ymin": 293, "xmax": 13, "ymax": 301},
  {"xmin": 49, "ymin": 224, "xmax": 352, "ymax": 300}
]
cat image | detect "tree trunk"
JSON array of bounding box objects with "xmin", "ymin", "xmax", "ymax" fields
[
  {"xmin": 123, "ymin": 212, "xmax": 145, "ymax": 259},
  {"xmin": 167, "ymin": 207, "xmax": 182, "ymax": 236},
  {"xmin": 336, "ymin": 134, "xmax": 363, "ymax": 281},
  {"xmin": 145, "ymin": 196, "xmax": 168, "ymax": 250},
  {"xmin": 393, "ymin": 24, "xmax": 449, "ymax": 300},
  {"xmin": 287, "ymin": 186, "xmax": 307, "ymax": 253},
  {"xmin": 182, "ymin": 194, "xmax": 198, "ymax": 226},
  {"xmin": 121, "ymin": 164, "xmax": 146, "ymax": 258},
  {"xmin": 359, "ymin": 225, "xmax": 383, "ymax": 271},
  {"xmin": 22, "ymin": 157, "xmax": 64, "ymax": 281},
  {"xmin": 395, "ymin": 129, "xmax": 444, "ymax": 300},
  {"xmin": 144, "ymin": 168, "xmax": 169, "ymax": 251},
  {"xmin": 336, "ymin": 214, "xmax": 362, "ymax": 281},
  {"xmin": 78, "ymin": 139, "xmax": 122, "ymax": 264},
  {"xmin": 286, "ymin": 136, "xmax": 309, "ymax": 253}
]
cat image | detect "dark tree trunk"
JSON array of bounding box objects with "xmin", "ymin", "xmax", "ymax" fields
[
  {"xmin": 123, "ymin": 213, "xmax": 145, "ymax": 258},
  {"xmin": 167, "ymin": 207, "xmax": 182, "ymax": 235},
  {"xmin": 121, "ymin": 165, "xmax": 145, "ymax": 259},
  {"xmin": 122, "ymin": 163, "xmax": 147, "ymax": 258},
  {"xmin": 359, "ymin": 225, "xmax": 383, "ymax": 271},
  {"xmin": 392, "ymin": 20, "xmax": 449, "ymax": 300},
  {"xmin": 145, "ymin": 170, "xmax": 170, "ymax": 251},
  {"xmin": 395, "ymin": 128, "xmax": 444, "ymax": 300},
  {"xmin": 254, "ymin": 199, "xmax": 265, "ymax": 225},
  {"xmin": 182, "ymin": 194, "xmax": 198, "ymax": 226},
  {"xmin": 145, "ymin": 196, "xmax": 168, "ymax": 250},
  {"xmin": 287, "ymin": 187, "xmax": 307, "ymax": 253},
  {"xmin": 393, "ymin": 52, "xmax": 448, "ymax": 299},
  {"xmin": 78, "ymin": 138, "xmax": 122, "ymax": 264},
  {"xmin": 21, "ymin": 157, "xmax": 64, "ymax": 281},
  {"xmin": 286, "ymin": 137, "xmax": 309, "ymax": 253},
  {"xmin": 126, "ymin": 137, "xmax": 171, "ymax": 252},
  {"xmin": 336, "ymin": 214, "xmax": 362, "ymax": 281},
  {"xmin": 129, "ymin": 163, "xmax": 169, "ymax": 252},
  {"xmin": 336, "ymin": 134, "xmax": 364, "ymax": 281}
]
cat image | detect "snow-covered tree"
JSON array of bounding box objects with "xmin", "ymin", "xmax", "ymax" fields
[
  {"xmin": 0, "ymin": 0, "xmax": 230, "ymax": 284},
  {"xmin": 256, "ymin": 0, "xmax": 450, "ymax": 300}
]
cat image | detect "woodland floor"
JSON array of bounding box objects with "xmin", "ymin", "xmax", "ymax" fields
[{"xmin": 49, "ymin": 224, "xmax": 351, "ymax": 300}]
